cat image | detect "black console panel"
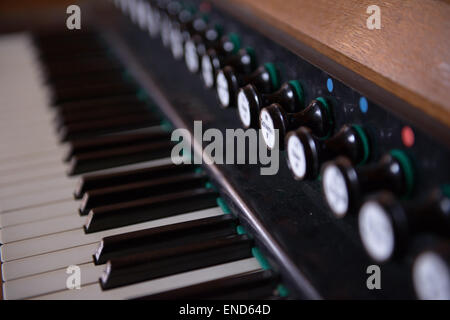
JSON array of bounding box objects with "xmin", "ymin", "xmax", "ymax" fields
[{"xmin": 101, "ymin": 0, "xmax": 450, "ymax": 299}]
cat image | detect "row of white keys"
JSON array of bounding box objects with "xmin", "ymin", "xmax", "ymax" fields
[
  {"xmin": 2, "ymin": 208, "xmax": 237, "ymax": 299},
  {"xmin": 0, "ymin": 126, "xmax": 172, "ymax": 190},
  {"xmin": 0, "ymin": 193, "xmax": 223, "ymax": 244},
  {"xmin": 29, "ymin": 258, "xmax": 262, "ymax": 300},
  {"xmin": 1, "ymin": 207, "xmax": 223, "ymax": 278},
  {"xmin": 0, "ymin": 157, "xmax": 183, "ymax": 239},
  {"xmin": 0, "ymin": 35, "xmax": 55, "ymax": 162},
  {"xmin": 0, "ymin": 158, "xmax": 172, "ymax": 227},
  {"xmin": 0, "ymin": 33, "xmax": 68, "ymax": 215},
  {"xmin": 0, "ymin": 154, "xmax": 172, "ymax": 199},
  {"xmin": 0, "ymin": 154, "xmax": 172, "ymax": 196},
  {"xmin": 0, "ymin": 155, "xmax": 174, "ymax": 214},
  {"xmin": 0, "ymin": 34, "xmax": 256, "ymax": 301}
]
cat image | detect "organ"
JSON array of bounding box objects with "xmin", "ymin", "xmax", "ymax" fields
[{"xmin": 0, "ymin": 0, "xmax": 449, "ymax": 300}]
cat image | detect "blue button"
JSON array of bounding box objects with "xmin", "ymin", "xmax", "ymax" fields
[
  {"xmin": 326, "ymin": 78, "xmax": 333, "ymax": 93},
  {"xmin": 359, "ymin": 97, "xmax": 368, "ymax": 113}
]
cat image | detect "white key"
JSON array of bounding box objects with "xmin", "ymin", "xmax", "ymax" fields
[
  {"xmin": 0, "ymin": 125, "xmax": 57, "ymax": 146},
  {"xmin": 0, "ymin": 158, "xmax": 178, "ymax": 228},
  {"xmin": 0, "ymin": 154, "xmax": 65, "ymax": 177},
  {"xmin": 0, "ymin": 157, "xmax": 174, "ymax": 194},
  {"xmin": 0, "ymin": 151, "xmax": 65, "ymax": 175},
  {"xmin": 0, "ymin": 174, "xmax": 76, "ymax": 199},
  {"xmin": 1, "ymin": 207, "xmax": 223, "ymax": 261},
  {"xmin": 0, "ymin": 214, "xmax": 86, "ymax": 243},
  {"xmin": 2, "ymin": 243, "xmax": 98, "ymax": 281},
  {"xmin": 0, "ymin": 162, "xmax": 67, "ymax": 187},
  {"xmin": 31, "ymin": 258, "xmax": 261, "ymax": 300},
  {"xmin": 70, "ymin": 156, "xmax": 175, "ymax": 177},
  {"xmin": 0, "ymin": 124, "xmax": 56, "ymax": 141},
  {"xmin": 0, "ymin": 34, "xmax": 57, "ymax": 167},
  {"xmin": 4, "ymin": 263, "xmax": 104, "ymax": 300},
  {"xmin": 0, "ymin": 184, "xmax": 73, "ymax": 213},
  {"xmin": 1, "ymin": 208, "xmax": 225, "ymax": 280},
  {"xmin": 0, "ymin": 145, "xmax": 64, "ymax": 164},
  {"xmin": 0, "ymin": 108, "xmax": 53, "ymax": 124},
  {"xmin": 0, "ymin": 199, "xmax": 79, "ymax": 227}
]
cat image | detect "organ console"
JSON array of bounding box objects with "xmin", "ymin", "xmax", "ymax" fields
[{"xmin": 0, "ymin": 0, "xmax": 449, "ymax": 301}]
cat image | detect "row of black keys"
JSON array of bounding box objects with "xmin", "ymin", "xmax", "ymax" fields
[{"xmin": 33, "ymin": 30, "xmax": 284, "ymax": 299}]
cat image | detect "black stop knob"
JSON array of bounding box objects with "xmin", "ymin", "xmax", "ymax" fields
[
  {"xmin": 216, "ymin": 61, "xmax": 279, "ymax": 109},
  {"xmin": 358, "ymin": 188, "xmax": 450, "ymax": 263},
  {"xmin": 237, "ymin": 80, "xmax": 304, "ymax": 128},
  {"xmin": 285, "ymin": 124, "xmax": 370, "ymax": 180},
  {"xmin": 321, "ymin": 150, "xmax": 415, "ymax": 218},
  {"xmin": 200, "ymin": 33, "xmax": 241, "ymax": 88},
  {"xmin": 184, "ymin": 23, "xmax": 222, "ymax": 73},
  {"xmin": 259, "ymin": 98, "xmax": 333, "ymax": 150}
]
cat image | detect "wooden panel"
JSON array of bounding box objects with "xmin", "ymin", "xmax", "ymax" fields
[{"xmin": 214, "ymin": 0, "xmax": 450, "ymax": 129}]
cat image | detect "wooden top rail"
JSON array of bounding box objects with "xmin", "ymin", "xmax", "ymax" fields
[{"xmin": 213, "ymin": 0, "xmax": 450, "ymax": 132}]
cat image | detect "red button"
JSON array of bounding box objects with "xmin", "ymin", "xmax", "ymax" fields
[{"xmin": 401, "ymin": 126, "xmax": 415, "ymax": 147}]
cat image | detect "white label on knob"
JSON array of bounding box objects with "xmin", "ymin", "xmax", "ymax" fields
[
  {"xmin": 413, "ymin": 251, "xmax": 450, "ymax": 300},
  {"xmin": 170, "ymin": 28, "xmax": 184, "ymax": 60},
  {"xmin": 260, "ymin": 109, "xmax": 276, "ymax": 149},
  {"xmin": 137, "ymin": 2, "xmax": 148, "ymax": 30},
  {"xmin": 216, "ymin": 71, "xmax": 230, "ymax": 107},
  {"xmin": 287, "ymin": 135, "xmax": 307, "ymax": 179},
  {"xmin": 201, "ymin": 55, "xmax": 214, "ymax": 88},
  {"xmin": 237, "ymin": 90, "xmax": 251, "ymax": 127},
  {"xmin": 129, "ymin": 0, "xmax": 138, "ymax": 23},
  {"xmin": 358, "ymin": 201, "xmax": 395, "ymax": 262},
  {"xmin": 322, "ymin": 164, "xmax": 349, "ymax": 217},
  {"xmin": 147, "ymin": 6, "xmax": 160, "ymax": 37},
  {"xmin": 185, "ymin": 40, "xmax": 199, "ymax": 73},
  {"xmin": 146, "ymin": 4, "xmax": 154, "ymax": 30},
  {"xmin": 161, "ymin": 17, "xmax": 171, "ymax": 47},
  {"xmin": 119, "ymin": 0, "xmax": 128, "ymax": 13}
]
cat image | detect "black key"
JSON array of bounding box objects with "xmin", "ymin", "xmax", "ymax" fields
[
  {"xmin": 135, "ymin": 270, "xmax": 278, "ymax": 300},
  {"xmin": 68, "ymin": 140, "xmax": 173, "ymax": 175},
  {"xmin": 100, "ymin": 234, "xmax": 254, "ymax": 290},
  {"xmin": 79, "ymin": 171, "xmax": 208, "ymax": 215},
  {"xmin": 52, "ymin": 81, "xmax": 137, "ymax": 104},
  {"xmin": 95, "ymin": 214, "xmax": 238, "ymax": 264},
  {"xmin": 56, "ymin": 104, "xmax": 151, "ymax": 130},
  {"xmin": 39, "ymin": 49, "xmax": 111, "ymax": 64},
  {"xmin": 50, "ymin": 71, "xmax": 130, "ymax": 95},
  {"xmin": 36, "ymin": 38, "xmax": 106, "ymax": 58},
  {"xmin": 43, "ymin": 56, "xmax": 120, "ymax": 77},
  {"xmin": 59, "ymin": 113, "xmax": 160, "ymax": 141},
  {"xmin": 56, "ymin": 95, "xmax": 144, "ymax": 115},
  {"xmin": 74, "ymin": 163, "xmax": 196, "ymax": 199},
  {"xmin": 65, "ymin": 130, "xmax": 169, "ymax": 161},
  {"xmin": 84, "ymin": 188, "xmax": 218, "ymax": 233},
  {"xmin": 44, "ymin": 60, "xmax": 122, "ymax": 81},
  {"xmin": 34, "ymin": 30, "xmax": 98, "ymax": 46}
]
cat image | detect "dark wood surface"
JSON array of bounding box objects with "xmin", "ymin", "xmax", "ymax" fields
[{"xmin": 213, "ymin": 0, "xmax": 450, "ymax": 129}]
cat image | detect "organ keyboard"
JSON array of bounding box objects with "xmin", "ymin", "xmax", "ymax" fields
[
  {"xmin": 0, "ymin": 0, "xmax": 449, "ymax": 300},
  {"xmin": 0, "ymin": 30, "xmax": 274, "ymax": 300}
]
